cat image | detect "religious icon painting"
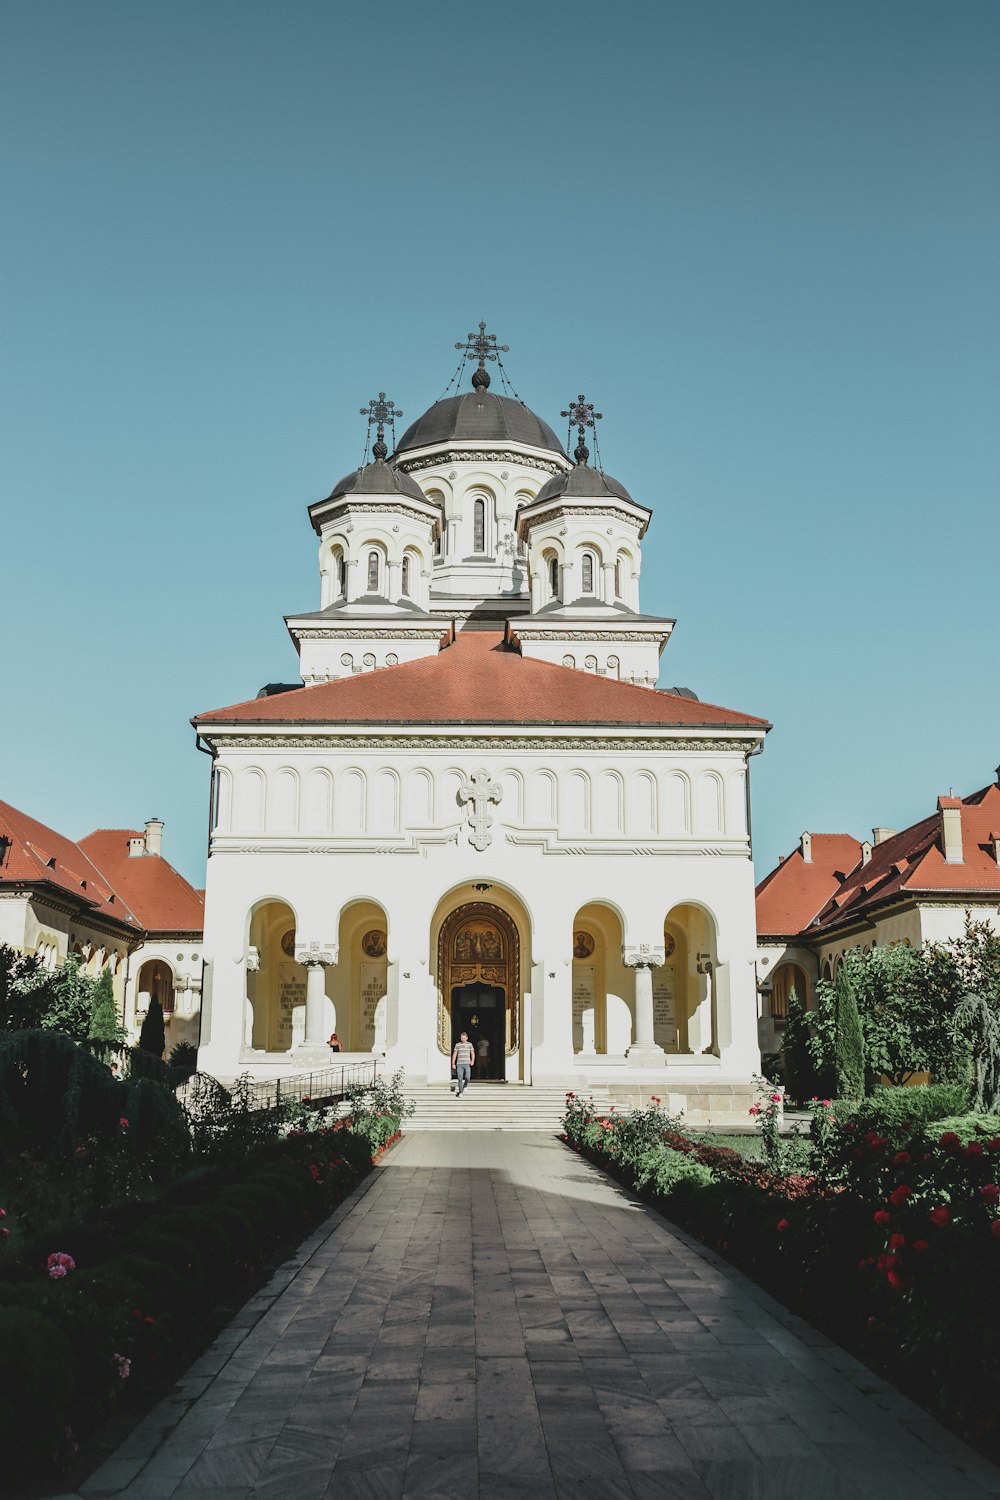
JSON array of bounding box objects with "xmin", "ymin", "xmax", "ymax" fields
[
  {"xmin": 573, "ymin": 930, "xmax": 595, "ymax": 959},
  {"xmin": 663, "ymin": 934, "xmax": 676, "ymax": 959},
  {"xmin": 280, "ymin": 929, "xmax": 296, "ymax": 958},
  {"xmin": 362, "ymin": 929, "xmax": 387, "ymax": 959}
]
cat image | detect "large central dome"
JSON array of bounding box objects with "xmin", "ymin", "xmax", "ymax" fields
[{"xmin": 394, "ymin": 390, "xmax": 567, "ymax": 459}]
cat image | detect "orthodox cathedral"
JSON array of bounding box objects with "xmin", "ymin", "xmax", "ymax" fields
[{"xmin": 191, "ymin": 325, "xmax": 770, "ymax": 1116}]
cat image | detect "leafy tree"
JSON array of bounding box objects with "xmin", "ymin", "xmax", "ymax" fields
[
  {"xmin": 782, "ymin": 987, "xmax": 821, "ymax": 1103},
  {"xmin": 952, "ymin": 991, "xmax": 1000, "ymax": 1112},
  {"xmin": 11, "ymin": 955, "xmax": 94, "ymax": 1041},
  {"xmin": 87, "ymin": 968, "xmax": 125, "ymax": 1045},
  {"xmin": 0, "ymin": 945, "xmax": 47, "ymax": 1030},
  {"xmin": 138, "ymin": 996, "xmax": 166, "ymax": 1058}
]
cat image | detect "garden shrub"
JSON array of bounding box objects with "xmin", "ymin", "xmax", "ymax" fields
[
  {"xmin": 832, "ymin": 1082, "xmax": 970, "ymax": 1135},
  {"xmin": 0, "ymin": 1305, "xmax": 74, "ymax": 1475},
  {"xmin": 632, "ymin": 1145, "xmax": 714, "ymax": 1195}
]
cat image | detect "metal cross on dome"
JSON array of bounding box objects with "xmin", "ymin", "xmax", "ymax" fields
[
  {"xmin": 561, "ymin": 394, "xmax": 602, "ymax": 465},
  {"xmin": 360, "ymin": 391, "xmax": 402, "ymax": 460},
  {"xmin": 456, "ymin": 321, "xmax": 509, "ymax": 390}
]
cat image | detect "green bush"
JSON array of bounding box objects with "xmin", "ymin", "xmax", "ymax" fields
[
  {"xmin": 927, "ymin": 1112, "xmax": 1000, "ymax": 1143},
  {"xmin": 633, "ymin": 1145, "xmax": 714, "ymax": 1195},
  {"xmin": 833, "ymin": 1082, "xmax": 971, "ymax": 1135},
  {"xmin": 0, "ymin": 1305, "xmax": 74, "ymax": 1474}
]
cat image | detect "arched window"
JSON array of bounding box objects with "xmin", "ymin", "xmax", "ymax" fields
[
  {"xmin": 614, "ymin": 559, "xmax": 623, "ymax": 598},
  {"xmin": 366, "ymin": 550, "xmax": 380, "ymax": 592},
  {"xmin": 549, "ymin": 556, "xmax": 559, "ymax": 598},
  {"xmin": 337, "ymin": 553, "xmax": 346, "ymax": 596},
  {"xmin": 581, "ymin": 552, "xmax": 595, "ymax": 594},
  {"xmin": 473, "ymin": 498, "xmax": 486, "ymax": 553},
  {"xmin": 401, "ymin": 555, "xmax": 411, "ymax": 596}
]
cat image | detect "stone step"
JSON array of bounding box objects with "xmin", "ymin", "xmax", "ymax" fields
[{"xmin": 403, "ymin": 1084, "xmax": 600, "ymax": 1132}]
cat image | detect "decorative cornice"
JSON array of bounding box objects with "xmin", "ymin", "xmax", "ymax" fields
[
  {"xmin": 400, "ymin": 449, "xmax": 565, "ymax": 477},
  {"xmin": 623, "ymin": 943, "xmax": 667, "ymax": 968},
  {"xmin": 290, "ymin": 626, "xmax": 443, "ymax": 641},
  {"xmin": 214, "ymin": 733, "xmax": 762, "ymax": 753},
  {"xmin": 519, "ymin": 504, "xmax": 644, "ymax": 532},
  {"xmin": 312, "ymin": 497, "xmax": 442, "ymax": 526},
  {"xmin": 515, "ymin": 629, "xmax": 670, "ymax": 643}
]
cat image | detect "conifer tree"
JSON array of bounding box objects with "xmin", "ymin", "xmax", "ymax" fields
[
  {"xmin": 782, "ymin": 987, "xmax": 818, "ymax": 1103},
  {"xmin": 138, "ymin": 996, "xmax": 166, "ymax": 1058},
  {"xmin": 88, "ymin": 968, "xmax": 125, "ymax": 1044},
  {"xmin": 834, "ymin": 966, "xmax": 866, "ymax": 1099}
]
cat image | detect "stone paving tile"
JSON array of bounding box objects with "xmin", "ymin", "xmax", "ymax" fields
[{"xmin": 73, "ymin": 1129, "xmax": 1000, "ymax": 1499}]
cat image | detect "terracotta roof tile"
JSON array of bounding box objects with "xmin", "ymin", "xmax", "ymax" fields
[
  {"xmin": 0, "ymin": 802, "xmax": 142, "ymax": 930},
  {"xmin": 79, "ymin": 830, "xmax": 205, "ymax": 934},
  {"xmin": 194, "ymin": 631, "xmax": 769, "ymax": 731},
  {"xmin": 755, "ymin": 834, "xmax": 863, "ymax": 936}
]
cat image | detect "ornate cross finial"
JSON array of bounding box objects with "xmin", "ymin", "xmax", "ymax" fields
[
  {"xmin": 456, "ymin": 321, "xmax": 509, "ymax": 391},
  {"xmin": 360, "ymin": 391, "xmax": 403, "ymax": 461},
  {"xmin": 561, "ymin": 394, "xmax": 602, "ymax": 465},
  {"xmin": 458, "ymin": 768, "xmax": 503, "ymax": 851}
]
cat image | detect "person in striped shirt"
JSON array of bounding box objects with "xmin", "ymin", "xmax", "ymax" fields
[{"xmin": 452, "ymin": 1031, "xmax": 475, "ymax": 1097}]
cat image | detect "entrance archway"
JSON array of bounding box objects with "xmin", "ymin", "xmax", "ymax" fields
[{"xmin": 436, "ymin": 901, "xmax": 521, "ymax": 1077}]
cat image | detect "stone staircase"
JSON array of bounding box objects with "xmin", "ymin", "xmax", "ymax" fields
[{"xmin": 404, "ymin": 1083, "xmax": 610, "ymax": 1132}]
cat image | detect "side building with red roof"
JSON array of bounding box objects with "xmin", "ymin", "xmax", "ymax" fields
[
  {"xmin": 0, "ymin": 801, "xmax": 204, "ymax": 1050},
  {"xmin": 190, "ymin": 335, "xmax": 771, "ymax": 1120},
  {"xmin": 755, "ymin": 770, "xmax": 1000, "ymax": 1056}
]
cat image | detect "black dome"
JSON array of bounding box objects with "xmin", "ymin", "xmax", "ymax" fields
[
  {"xmin": 326, "ymin": 458, "xmax": 430, "ymax": 505},
  {"xmin": 394, "ymin": 391, "xmax": 567, "ymax": 457},
  {"xmin": 532, "ymin": 463, "xmax": 634, "ymax": 506}
]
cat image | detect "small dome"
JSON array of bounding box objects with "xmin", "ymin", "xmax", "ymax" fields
[
  {"xmin": 326, "ymin": 458, "xmax": 430, "ymax": 505},
  {"xmin": 531, "ymin": 463, "xmax": 634, "ymax": 506},
  {"xmin": 394, "ymin": 392, "xmax": 566, "ymax": 458}
]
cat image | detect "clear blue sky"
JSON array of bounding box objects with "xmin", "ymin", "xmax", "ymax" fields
[{"xmin": 2, "ymin": 1, "xmax": 998, "ymax": 887}]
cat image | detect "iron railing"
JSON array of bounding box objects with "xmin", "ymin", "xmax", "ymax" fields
[{"xmin": 240, "ymin": 1058, "xmax": 379, "ymax": 1112}]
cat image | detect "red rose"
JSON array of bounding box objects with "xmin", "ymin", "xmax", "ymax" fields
[
  {"xmin": 844, "ymin": 1122, "xmax": 856, "ymax": 1132},
  {"xmin": 939, "ymin": 1132, "xmax": 961, "ymax": 1151},
  {"xmin": 913, "ymin": 1240, "xmax": 929, "ymax": 1252},
  {"xmin": 873, "ymin": 1210, "xmax": 891, "ymax": 1226},
  {"xmin": 980, "ymin": 1184, "xmax": 1000, "ymax": 1205},
  {"xmin": 991, "ymin": 1221, "xmax": 1000, "ymax": 1239},
  {"xmin": 930, "ymin": 1206, "xmax": 951, "ymax": 1227},
  {"xmin": 965, "ymin": 1142, "xmax": 984, "ymax": 1158},
  {"xmin": 887, "ymin": 1269, "xmax": 905, "ymax": 1289},
  {"xmin": 893, "ymin": 1151, "xmax": 911, "ymax": 1165},
  {"xmin": 889, "ymin": 1233, "xmax": 905, "ymax": 1249},
  {"xmin": 776, "ymin": 1218, "xmax": 789, "ymax": 1233},
  {"xmin": 889, "ymin": 1185, "xmax": 911, "ymax": 1207}
]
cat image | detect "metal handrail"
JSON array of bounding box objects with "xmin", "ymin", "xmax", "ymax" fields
[{"xmin": 240, "ymin": 1058, "xmax": 379, "ymax": 1112}]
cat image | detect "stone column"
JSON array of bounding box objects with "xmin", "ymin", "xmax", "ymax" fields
[
  {"xmin": 623, "ymin": 943, "xmax": 666, "ymax": 1068},
  {"xmin": 602, "ymin": 561, "xmax": 615, "ymax": 603},
  {"xmin": 387, "ymin": 559, "xmax": 402, "ymax": 601},
  {"xmin": 294, "ymin": 942, "xmax": 338, "ymax": 1049}
]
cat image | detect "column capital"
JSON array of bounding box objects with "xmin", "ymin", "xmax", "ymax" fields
[
  {"xmin": 622, "ymin": 943, "xmax": 666, "ymax": 970},
  {"xmin": 295, "ymin": 941, "xmax": 339, "ymax": 968}
]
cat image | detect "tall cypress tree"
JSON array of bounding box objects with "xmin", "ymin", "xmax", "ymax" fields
[
  {"xmin": 88, "ymin": 968, "xmax": 125, "ymax": 1044},
  {"xmin": 138, "ymin": 996, "xmax": 166, "ymax": 1059},
  {"xmin": 834, "ymin": 966, "xmax": 866, "ymax": 1099},
  {"xmin": 782, "ymin": 987, "xmax": 818, "ymax": 1103}
]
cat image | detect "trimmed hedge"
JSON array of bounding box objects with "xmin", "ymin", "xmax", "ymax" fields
[{"xmin": 0, "ymin": 1113, "xmax": 398, "ymax": 1483}]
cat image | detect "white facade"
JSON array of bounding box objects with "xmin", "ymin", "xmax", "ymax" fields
[{"xmin": 194, "ymin": 360, "xmax": 769, "ymax": 1118}]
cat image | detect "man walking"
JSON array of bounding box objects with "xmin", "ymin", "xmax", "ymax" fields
[{"xmin": 452, "ymin": 1030, "xmax": 475, "ymax": 1098}]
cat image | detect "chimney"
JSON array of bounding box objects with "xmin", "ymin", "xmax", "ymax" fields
[
  {"xmin": 800, "ymin": 832, "xmax": 813, "ymax": 864},
  {"xmin": 144, "ymin": 819, "xmax": 164, "ymax": 857},
  {"xmin": 991, "ymin": 833, "xmax": 1000, "ymax": 867},
  {"xmin": 937, "ymin": 797, "xmax": 963, "ymax": 864},
  {"xmin": 872, "ymin": 827, "xmax": 896, "ymax": 846},
  {"xmin": 860, "ymin": 840, "xmax": 873, "ymax": 866},
  {"xmin": 127, "ymin": 836, "xmax": 145, "ymax": 858}
]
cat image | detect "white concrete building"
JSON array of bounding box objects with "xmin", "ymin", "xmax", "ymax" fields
[{"xmin": 192, "ymin": 333, "xmax": 770, "ymax": 1118}]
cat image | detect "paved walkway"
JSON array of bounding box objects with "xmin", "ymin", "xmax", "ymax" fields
[{"xmin": 77, "ymin": 1132, "xmax": 1000, "ymax": 1500}]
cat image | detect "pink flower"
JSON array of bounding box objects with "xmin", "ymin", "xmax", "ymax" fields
[
  {"xmin": 775, "ymin": 1218, "xmax": 789, "ymax": 1233},
  {"xmin": 47, "ymin": 1251, "xmax": 76, "ymax": 1279},
  {"xmin": 119, "ymin": 1117, "xmax": 129, "ymax": 1128},
  {"xmin": 114, "ymin": 1354, "xmax": 131, "ymax": 1379},
  {"xmin": 0, "ymin": 1209, "xmax": 6, "ymax": 1219},
  {"xmin": 0, "ymin": 1227, "xmax": 9, "ymax": 1241},
  {"xmin": 748, "ymin": 1106, "xmax": 760, "ymax": 1116},
  {"xmin": 771, "ymin": 1093, "xmax": 782, "ymax": 1103}
]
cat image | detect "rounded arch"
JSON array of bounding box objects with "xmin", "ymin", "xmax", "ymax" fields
[
  {"xmin": 770, "ymin": 961, "xmax": 809, "ymax": 1018},
  {"xmin": 243, "ymin": 897, "xmax": 300, "ymax": 1052},
  {"xmin": 628, "ymin": 770, "xmax": 657, "ymax": 834},
  {"xmin": 662, "ymin": 770, "xmax": 691, "ymax": 833},
  {"xmin": 564, "ymin": 769, "xmax": 591, "ymax": 832},
  {"xmin": 431, "ymin": 881, "xmax": 533, "ymax": 1068},
  {"xmin": 571, "ymin": 901, "xmax": 629, "ymax": 1057},
  {"xmin": 663, "ymin": 900, "xmax": 722, "ymax": 1057},
  {"xmin": 136, "ymin": 957, "xmax": 175, "ymax": 1024},
  {"xmin": 596, "ymin": 768, "xmax": 625, "ymax": 833},
  {"xmin": 696, "ymin": 770, "xmax": 725, "ymax": 835},
  {"xmin": 336, "ymin": 767, "xmax": 367, "ymax": 833},
  {"xmin": 268, "ymin": 766, "xmax": 300, "ymax": 833},
  {"xmin": 334, "ymin": 898, "xmax": 391, "ymax": 1054}
]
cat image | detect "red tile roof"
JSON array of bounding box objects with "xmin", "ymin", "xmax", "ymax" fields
[
  {"xmin": 809, "ymin": 782, "xmax": 1000, "ymax": 933},
  {"xmin": 756, "ymin": 780, "xmax": 1000, "ymax": 940},
  {"xmin": 0, "ymin": 801, "xmax": 141, "ymax": 930},
  {"xmin": 194, "ymin": 631, "xmax": 769, "ymax": 730},
  {"xmin": 755, "ymin": 834, "xmax": 863, "ymax": 937},
  {"xmin": 79, "ymin": 830, "xmax": 205, "ymax": 934}
]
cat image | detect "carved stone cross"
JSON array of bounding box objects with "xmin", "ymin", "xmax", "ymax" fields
[{"xmin": 458, "ymin": 768, "xmax": 503, "ymax": 851}]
